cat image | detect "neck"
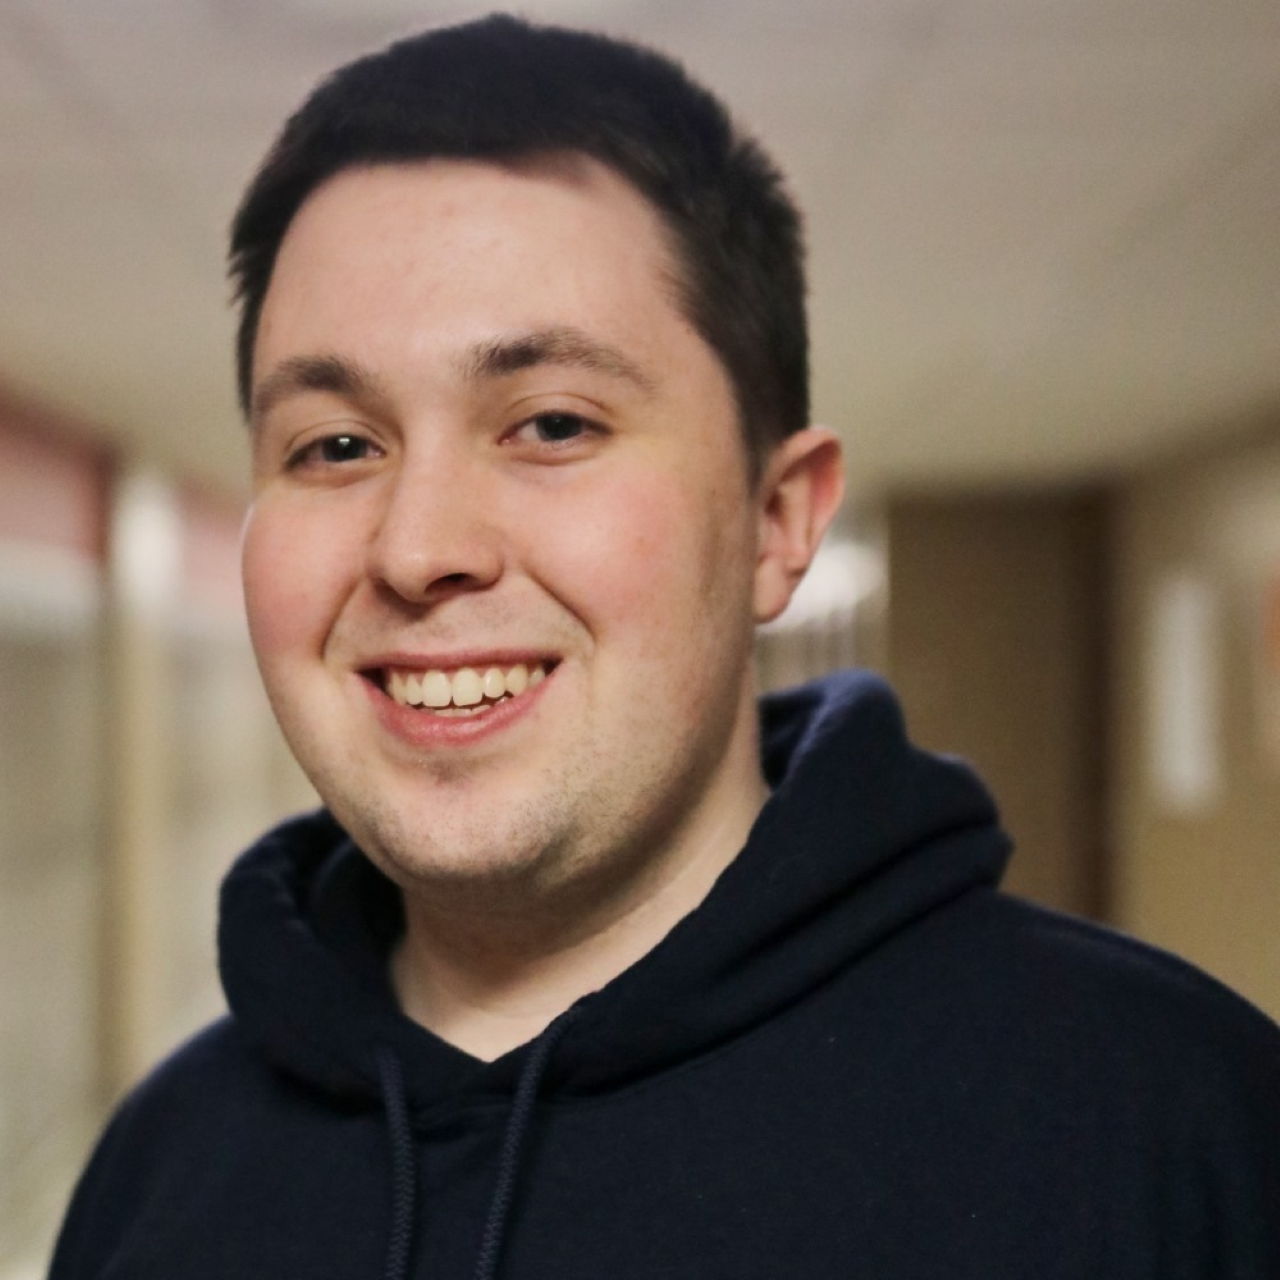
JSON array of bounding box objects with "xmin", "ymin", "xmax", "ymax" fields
[{"xmin": 391, "ymin": 768, "xmax": 768, "ymax": 1062}]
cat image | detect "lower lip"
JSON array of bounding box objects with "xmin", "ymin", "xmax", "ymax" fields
[{"xmin": 363, "ymin": 670, "xmax": 552, "ymax": 749}]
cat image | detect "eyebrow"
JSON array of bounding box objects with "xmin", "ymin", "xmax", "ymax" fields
[
  {"xmin": 250, "ymin": 354, "xmax": 388, "ymax": 426},
  {"xmin": 459, "ymin": 327, "xmax": 657, "ymax": 394},
  {"xmin": 250, "ymin": 327, "xmax": 655, "ymax": 426}
]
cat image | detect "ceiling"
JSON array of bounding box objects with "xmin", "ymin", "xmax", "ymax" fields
[{"xmin": 1, "ymin": 0, "xmax": 1277, "ymax": 501}]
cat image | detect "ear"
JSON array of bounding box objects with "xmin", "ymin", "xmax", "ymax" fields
[{"xmin": 752, "ymin": 426, "xmax": 846, "ymax": 624}]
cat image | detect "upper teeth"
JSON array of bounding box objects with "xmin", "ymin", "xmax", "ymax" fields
[{"xmin": 387, "ymin": 662, "xmax": 547, "ymax": 709}]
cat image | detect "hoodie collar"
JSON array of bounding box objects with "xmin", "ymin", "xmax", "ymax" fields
[{"xmin": 218, "ymin": 670, "xmax": 1010, "ymax": 1111}]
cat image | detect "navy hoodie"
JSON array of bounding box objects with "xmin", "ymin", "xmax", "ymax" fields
[{"xmin": 50, "ymin": 672, "xmax": 1280, "ymax": 1278}]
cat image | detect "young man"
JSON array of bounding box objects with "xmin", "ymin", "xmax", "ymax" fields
[{"xmin": 51, "ymin": 15, "xmax": 1279, "ymax": 1279}]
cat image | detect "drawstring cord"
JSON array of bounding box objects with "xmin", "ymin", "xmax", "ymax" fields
[
  {"xmin": 472, "ymin": 1006, "xmax": 582, "ymax": 1280},
  {"xmin": 374, "ymin": 1005, "xmax": 582, "ymax": 1280},
  {"xmin": 375, "ymin": 1045, "xmax": 416, "ymax": 1280}
]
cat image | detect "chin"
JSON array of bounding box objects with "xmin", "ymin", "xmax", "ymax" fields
[{"xmin": 340, "ymin": 796, "xmax": 576, "ymax": 895}]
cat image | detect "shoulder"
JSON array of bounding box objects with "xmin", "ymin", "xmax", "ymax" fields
[
  {"xmin": 822, "ymin": 891, "xmax": 1280, "ymax": 1273},
  {"xmin": 66, "ymin": 1010, "xmax": 344, "ymax": 1189},
  {"xmin": 103, "ymin": 1016, "xmax": 272, "ymax": 1140},
  {"xmin": 57, "ymin": 1017, "xmax": 257, "ymax": 1182},
  {"xmin": 976, "ymin": 892, "xmax": 1276, "ymax": 1033},
  {"xmin": 917, "ymin": 889, "xmax": 1280, "ymax": 1113},
  {"xmin": 49, "ymin": 1018, "xmax": 285, "ymax": 1277}
]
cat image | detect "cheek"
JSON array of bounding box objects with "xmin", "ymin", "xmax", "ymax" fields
[
  {"xmin": 542, "ymin": 472, "xmax": 751, "ymax": 659},
  {"xmin": 241, "ymin": 502, "xmax": 348, "ymax": 662}
]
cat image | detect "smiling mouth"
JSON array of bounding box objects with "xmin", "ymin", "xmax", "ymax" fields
[{"xmin": 375, "ymin": 661, "xmax": 553, "ymax": 717}]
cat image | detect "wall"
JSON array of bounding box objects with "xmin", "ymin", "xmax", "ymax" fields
[
  {"xmin": 1111, "ymin": 422, "xmax": 1280, "ymax": 1021},
  {"xmin": 0, "ymin": 396, "xmax": 109, "ymax": 1274},
  {"xmin": 883, "ymin": 492, "xmax": 1111, "ymax": 918},
  {"xmin": 0, "ymin": 388, "xmax": 313, "ymax": 1276}
]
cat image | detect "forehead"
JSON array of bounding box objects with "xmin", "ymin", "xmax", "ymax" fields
[
  {"xmin": 250, "ymin": 154, "xmax": 745, "ymax": 465},
  {"xmin": 243, "ymin": 157, "xmax": 767, "ymax": 694},
  {"xmin": 259, "ymin": 155, "xmax": 686, "ymax": 358},
  {"xmin": 283, "ymin": 150, "xmax": 668, "ymax": 246}
]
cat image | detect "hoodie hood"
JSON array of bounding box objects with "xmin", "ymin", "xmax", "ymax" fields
[{"xmin": 218, "ymin": 670, "xmax": 1010, "ymax": 1116}]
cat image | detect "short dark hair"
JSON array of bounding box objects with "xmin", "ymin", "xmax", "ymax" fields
[{"xmin": 229, "ymin": 13, "xmax": 808, "ymax": 477}]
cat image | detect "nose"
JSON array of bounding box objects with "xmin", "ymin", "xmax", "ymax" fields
[{"xmin": 366, "ymin": 449, "xmax": 504, "ymax": 604}]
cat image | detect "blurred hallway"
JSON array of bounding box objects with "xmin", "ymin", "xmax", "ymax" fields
[{"xmin": 2, "ymin": 0, "xmax": 1278, "ymax": 1272}]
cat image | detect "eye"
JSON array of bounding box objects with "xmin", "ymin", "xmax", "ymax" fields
[
  {"xmin": 506, "ymin": 411, "xmax": 607, "ymax": 457},
  {"xmin": 526, "ymin": 412, "xmax": 590, "ymax": 444},
  {"xmin": 286, "ymin": 432, "xmax": 381, "ymax": 469}
]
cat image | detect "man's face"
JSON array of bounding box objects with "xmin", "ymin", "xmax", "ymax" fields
[{"xmin": 242, "ymin": 156, "xmax": 775, "ymax": 900}]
